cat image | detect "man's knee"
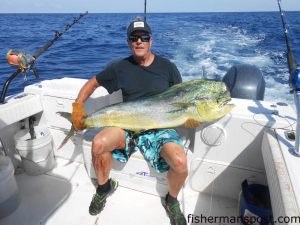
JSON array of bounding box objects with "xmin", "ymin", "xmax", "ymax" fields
[
  {"xmin": 162, "ymin": 143, "xmax": 188, "ymax": 174},
  {"xmin": 92, "ymin": 135, "xmax": 108, "ymax": 156},
  {"xmin": 171, "ymin": 153, "xmax": 188, "ymax": 175},
  {"xmin": 92, "ymin": 128, "xmax": 125, "ymax": 156}
]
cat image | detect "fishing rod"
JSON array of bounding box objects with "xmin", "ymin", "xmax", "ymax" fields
[
  {"xmin": 277, "ymin": 0, "xmax": 300, "ymax": 156},
  {"xmin": 0, "ymin": 11, "xmax": 88, "ymax": 104},
  {"xmin": 277, "ymin": 0, "xmax": 297, "ymax": 74}
]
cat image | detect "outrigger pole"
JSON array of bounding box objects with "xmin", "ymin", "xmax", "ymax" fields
[
  {"xmin": 277, "ymin": 0, "xmax": 300, "ymax": 156},
  {"xmin": 0, "ymin": 11, "xmax": 88, "ymax": 104}
]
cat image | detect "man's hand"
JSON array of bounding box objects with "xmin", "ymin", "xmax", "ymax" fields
[
  {"xmin": 72, "ymin": 102, "xmax": 87, "ymax": 131},
  {"xmin": 184, "ymin": 118, "xmax": 200, "ymax": 128}
]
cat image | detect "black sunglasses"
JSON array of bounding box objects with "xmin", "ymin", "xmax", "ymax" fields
[{"xmin": 128, "ymin": 34, "xmax": 151, "ymax": 42}]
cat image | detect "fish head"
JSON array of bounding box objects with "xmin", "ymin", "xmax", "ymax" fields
[{"xmin": 193, "ymin": 80, "xmax": 234, "ymax": 122}]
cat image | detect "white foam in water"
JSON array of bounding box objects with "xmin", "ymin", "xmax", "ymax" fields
[
  {"xmin": 172, "ymin": 22, "xmax": 294, "ymax": 107},
  {"xmin": 264, "ymin": 75, "xmax": 294, "ymax": 106}
]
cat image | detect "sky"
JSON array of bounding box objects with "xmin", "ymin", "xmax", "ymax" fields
[{"xmin": 1, "ymin": 0, "xmax": 299, "ymax": 13}]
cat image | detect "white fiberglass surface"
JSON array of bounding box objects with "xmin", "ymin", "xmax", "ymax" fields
[{"xmin": 0, "ymin": 158, "xmax": 240, "ymax": 225}]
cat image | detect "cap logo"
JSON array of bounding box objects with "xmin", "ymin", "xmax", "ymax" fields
[{"xmin": 133, "ymin": 21, "xmax": 145, "ymax": 28}]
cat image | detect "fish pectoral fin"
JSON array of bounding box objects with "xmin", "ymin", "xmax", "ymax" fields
[
  {"xmin": 171, "ymin": 102, "xmax": 193, "ymax": 108},
  {"xmin": 184, "ymin": 118, "xmax": 200, "ymax": 128}
]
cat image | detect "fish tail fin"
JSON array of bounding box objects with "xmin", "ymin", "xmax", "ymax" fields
[
  {"xmin": 57, "ymin": 126, "xmax": 76, "ymax": 150},
  {"xmin": 56, "ymin": 112, "xmax": 76, "ymax": 150},
  {"xmin": 56, "ymin": 112, "xmax": 72, "ymax": 123}
]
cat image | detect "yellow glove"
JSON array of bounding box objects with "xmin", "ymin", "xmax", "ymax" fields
[{"xmin": 71, "ymin": 102, "xmax": 87, "ymax": 131}]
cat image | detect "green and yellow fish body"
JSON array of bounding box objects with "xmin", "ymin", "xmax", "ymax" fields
[
  {"xmin": 58, "ymin": 79, "xmax": 234, "ymax": 149},
  {"xmin": 85, "ymin": 79, "xmax": 234, "ymax": 132}
]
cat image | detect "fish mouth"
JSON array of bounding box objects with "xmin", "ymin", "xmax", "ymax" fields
[{"xmin": 219, "ymin": 99, "xmax": 232, "ymax": 108}]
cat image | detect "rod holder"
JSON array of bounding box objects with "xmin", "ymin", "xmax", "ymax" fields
[
  {"xmin": 290, "ymin": 91, "xmax": 300, "ymax": 157},
  {"xmin": 288, "ymin": 69, "xmax": 300, "ymax": 157}
]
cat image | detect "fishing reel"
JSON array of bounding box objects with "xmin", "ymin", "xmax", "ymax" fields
[
  {"xmin": 1, "ymin": 12, "xmax": 88, "ymax": 104},
  {"xmin": 289, "ymin": 68, "xmax": 300, "ymax": 92},
  {"xmin": 6, "ymin": 49, "xmax": 39, "ymax": 79}
]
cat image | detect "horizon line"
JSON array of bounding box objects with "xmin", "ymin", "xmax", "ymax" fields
[{"xmin": 1, "ymin": 10, "xmax": 299, "ymax": 14}]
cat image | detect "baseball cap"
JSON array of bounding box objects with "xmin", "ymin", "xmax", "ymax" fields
[{"xmin": 127, "ymin": 18, "xmax": 152, "ymax": 37}]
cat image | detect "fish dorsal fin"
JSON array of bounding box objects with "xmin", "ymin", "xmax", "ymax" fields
[
  {"xmin": 184, "ymin": 118, "xmax": 200, "ymax": 128},
  {"xmin": 171, "ymin": 102, "xmax": 193, "ymax": 108}
]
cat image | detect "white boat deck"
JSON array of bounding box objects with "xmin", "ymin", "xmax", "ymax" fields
[
  {"xmin": 0, "ymin": 158, "xmax": 239, "ymax": 225},
  {"xmin": 1, "ymin": 78, "xmax": 300, "ymax": 225}
]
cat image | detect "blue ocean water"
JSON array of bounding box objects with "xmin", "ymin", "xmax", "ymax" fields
[{"xmin": 0, "ymin": 12, "xmax": 300, "ymax": 105}]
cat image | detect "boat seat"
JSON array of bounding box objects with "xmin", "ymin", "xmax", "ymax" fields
[{"xmin": 81, "ymin": 129, "xmax": 169, "ymax": 196}]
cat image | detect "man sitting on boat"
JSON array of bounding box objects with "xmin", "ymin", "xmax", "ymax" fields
[{"xmin": 71, "ymin": 17, "xmax": 188, "ymax": 225}]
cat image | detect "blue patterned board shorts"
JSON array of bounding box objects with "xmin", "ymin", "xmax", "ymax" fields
[{"xmin": 112, "ymin": 129, "xmax": 183, "ymax": 173}]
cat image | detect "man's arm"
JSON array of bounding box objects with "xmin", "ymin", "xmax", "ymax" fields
[
  {"xmin": 72, "ymin": 76, "xmax": 100, "ymax": 131},
  {"xmin": 76, "ymin": 76, "xmax": 100, "ymax": 103}
]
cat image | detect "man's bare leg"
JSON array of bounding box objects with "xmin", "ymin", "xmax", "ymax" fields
[
  {"xmin": 160, "ymin": 142, "xmax": 188, "ymax": 225},
  {"xmin": 92, "ymin": 127, "xmax": 126, "ymax": 185},
  {"xmin": 89, "ymin": 127, "xmax": 126, "ymax": 215},
  {"xmin": 160, "ymin": 142, "xmax": 188, "ymax": 197}
]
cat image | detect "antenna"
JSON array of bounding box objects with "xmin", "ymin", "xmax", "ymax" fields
[{"xmin": 144, "ymin": 0, "xmax": 147, "ymax": 22}]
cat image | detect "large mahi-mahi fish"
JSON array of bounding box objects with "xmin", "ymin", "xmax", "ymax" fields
[{"xmin": 58, "ymin": 79, "xmax": 234, "ymax": 149}]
